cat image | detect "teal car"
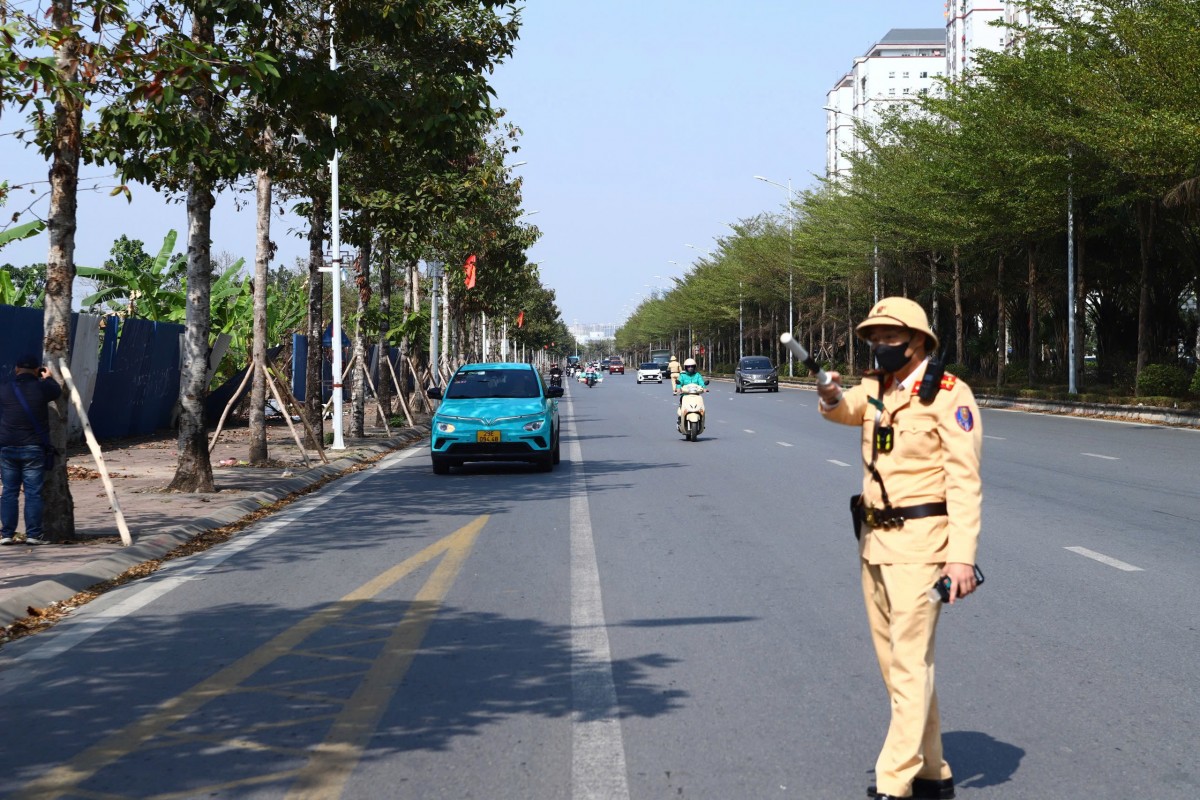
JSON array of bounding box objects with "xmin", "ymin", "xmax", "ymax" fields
[{"xmin": 426, "ymin": 362, "xmax": 564, "ymax": 474}]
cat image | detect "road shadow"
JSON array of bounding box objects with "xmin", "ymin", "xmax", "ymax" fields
[
  {"xmin": 943, "ymin": 730, "xmax": 1025, "ymax": 790},
  {"xmin": 0, "ymin": 599, "xmax": 692, "ymax": 795}
]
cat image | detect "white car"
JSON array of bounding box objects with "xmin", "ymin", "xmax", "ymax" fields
[{"xmin": 636, "ymin": 362, "xmax": 664, "ymax": 383}]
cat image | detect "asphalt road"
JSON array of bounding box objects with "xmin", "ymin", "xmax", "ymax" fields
[{"xmin": 0, "ymin": 372, "xmax": 1196, "ymax": 799}]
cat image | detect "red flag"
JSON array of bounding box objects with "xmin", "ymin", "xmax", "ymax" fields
[
  {"xmin": 516, "ymin": 310, "xmax": 525, "ymax": 328},
  {"xmin": 464, "ymin": 254, "xmax": 477, "ymax": 289}
]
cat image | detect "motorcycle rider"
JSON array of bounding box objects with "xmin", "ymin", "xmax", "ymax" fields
[
  {"xmin": 548, "ymin": 362, "xmax": 563, "ymax": 386},
  {"xmin": 674, "ymin": 357, "xmax": 707, "ymax": 409}
]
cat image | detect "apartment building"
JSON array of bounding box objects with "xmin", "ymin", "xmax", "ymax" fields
[
  {"xmin": 945, "ymin": 0, "xmax": 1006, "ymax": 82},
  {"xmin": 825, "ymin": 28, "xmax": 945, "ymax": 180}
]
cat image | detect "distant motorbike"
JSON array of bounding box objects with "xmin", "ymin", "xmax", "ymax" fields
[
  {"xmin": 585, "ymin": 372, "xmax": 597, "ymax": 388},
  {"xmin": 549, "ymin": 374, "xmax": 563, "ymax": 389},
  {"xmin": 676, "ymin": 382, "xmax": 708, "ymax": 441}
]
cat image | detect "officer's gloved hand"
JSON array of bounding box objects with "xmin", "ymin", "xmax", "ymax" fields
[{"xmin": 817, "ymin": 371, "xmax": 843, "ymax": 404}]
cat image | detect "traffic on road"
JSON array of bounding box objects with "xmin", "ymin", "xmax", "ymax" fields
[{"xmin": 0, "ymin": 364, "xmax": 1195, "ymax": 799}]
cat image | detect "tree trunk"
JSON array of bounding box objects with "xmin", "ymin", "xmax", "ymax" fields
[
  {"xmin": 996, "ymin": 253, "xmax": 1006, "ymax": 389},
  {"xmin": 168, "ymin": 14, "xmax": 217, "ymax": 493},
  {"xmin": 1135, "ymin": 199, "xmax": 1155, "ymax": 390},
  {"xmin": 304, "ymin": 194, "xmax": 326, "ymax": 448},
  {"xmin": 1075, "ymin": 212, "xmax": 1087, "ymax": 386},
  {"xmin": 168, "ymin": 180, "xmax": 217, "ymax": 492},
  {"xmin": 929, "ymin": 252, "xmax": 939, "ymax": 339},
  {"xmin": 377, "ymin": 243, "xmax": 393, "ymax": 421},
  {"xmin": 953, "ymin": 246, "xmax": 963, "ymax": 365},
  {"xmin": 847, "ymin": 276, "xmax": 854, "ymax": 376},
  {"xmin": 41, "ymin": 0, "xmax": 82, "ymax": 538},
  {"xmin": 1027, "ymin": 244, "xmax": 1038, "ymax": 385},
  {"xmin": 350, "ymin": 237, "xmax": 371, "ymax": 438},
  {"xmin": 440, "ymin": 271, "xmax": 451, "ymax": 378},
  {"xmin": 249, "ymin": 160, "xmax": 272, "ymax": 465}
]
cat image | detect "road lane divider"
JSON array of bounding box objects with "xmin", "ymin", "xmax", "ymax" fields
[
  {"xmin": 828, "ymin": 459, "xmax": 851, "ymax": 467},
  {"xmin": 1064, "ymin": 546, "xmax": 1143, "ymax": 572},
  {"xmin": 1081, "ymin": 452, "xmax": 1120, "ymax": 460},
  {"xmin": 564, "ymin": 398, "xmax": 631, "ymax": 800},
  {"xmin": 11, "ymin": 516, "xmax": 489, "ymax": 800}
]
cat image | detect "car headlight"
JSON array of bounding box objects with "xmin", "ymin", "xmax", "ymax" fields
[
  {"xmin": 523, "ymin": 419, "xmax": 546, "ymax": 432},
  {"xmin": 436, "ymin": 421, "xmax": 456, "ymax": 433}
]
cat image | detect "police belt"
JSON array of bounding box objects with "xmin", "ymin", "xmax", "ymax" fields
[{"xmin": 862, "ymin": 502, "xmax": 948, "ymax": 529}]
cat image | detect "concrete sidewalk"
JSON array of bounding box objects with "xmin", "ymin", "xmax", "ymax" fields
[{"xmin": 0, "ymin": 420, "xmax": 430, "ymax": 628}]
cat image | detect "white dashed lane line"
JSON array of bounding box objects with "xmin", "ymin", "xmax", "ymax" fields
[
  {"xmin": 744, "ymin": 429, "xmax": 755, "ymax": 434},
  {"xmin": 776, "ymin": 442, "xmax": 793, "ymax": 448},
  {"xmin": 984, "ymin": 435, "xmax": 1006, "ymax": 441},
  {"xmin": 828, "ymin": 459, "xmax": 851, "ymax": 467},
  {"xmin": 1065, "ymin": 546, "xmax": 1143, "ymax": 572},
  {"xmin": 1081, "ymin": 453, "xmax": 1120, "ymax": 461}
]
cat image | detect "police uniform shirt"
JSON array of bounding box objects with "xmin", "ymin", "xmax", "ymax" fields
[{"xmin": 821, "ymin": 360, "xmax": 982, "ymax": 566}]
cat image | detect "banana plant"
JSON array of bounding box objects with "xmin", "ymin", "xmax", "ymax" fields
[
  {"xmin": 0, "ymin": 220, "xmax": 48, "ymax": 307},
  {"xmin": 77, "ymin": 230, "xmax": 186, "ymax": 321}
]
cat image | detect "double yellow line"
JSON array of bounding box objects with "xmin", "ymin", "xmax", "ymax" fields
[{"xmin": 14, "ymin": 516, "xmax": 489, "ymax": 800}]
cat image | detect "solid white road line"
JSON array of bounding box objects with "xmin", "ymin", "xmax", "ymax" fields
[
  {"xmin": 1065, "ymin": 546, "xmax": 1144, "ymax": 572},
  {"xmin": 828, "ymin": 459, "xmax": 851, "ymax": 467},
  {"xmin": 1081, "ymin": 452, "xmax": 1120, "ymax": 460},
  {"xmin": 565, "ymin": 403, "xmax": 631, "ymax": 800}
]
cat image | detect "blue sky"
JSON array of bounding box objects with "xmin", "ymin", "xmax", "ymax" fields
[{"xmin": 0, "ymin": 0, "xmax": 939, "ymax": 327}]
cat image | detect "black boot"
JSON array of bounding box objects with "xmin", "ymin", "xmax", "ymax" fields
[{"xmin": 867, "ymin": 777, "xmax": 955, "ymax": 799}]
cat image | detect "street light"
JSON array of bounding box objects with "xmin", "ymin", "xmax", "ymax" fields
[
  {"xmin": 325, "ymin": 4, "xmax": 345, "ymax": 450},
  {"xmin": 754, "ymin": 175, "xmax": 796, "ymax": 377}
]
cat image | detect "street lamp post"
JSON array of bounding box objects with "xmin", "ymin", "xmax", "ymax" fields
[
  {"xmin": 754, "ymin": 175, "xmax": 795, "ymax": 377},
  {"xmin": 427, "ymin": 260, "xmax": 444, "ymax": 385},
  {"xmin": 326, "ymin": 5, "xmax": 345, "ymax": 450}
]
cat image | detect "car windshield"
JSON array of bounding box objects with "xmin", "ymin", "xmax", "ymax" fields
[
  {"xmin": 639, "ymin": 363, "xmax": 660, "ymax": 369},
  {"xmin": 740, "ymin": 358, "xmax": 772, "ymax": 370},
  {"xmin": 445, "ymin": 369, "xmax": 541, "ymax": 399}
]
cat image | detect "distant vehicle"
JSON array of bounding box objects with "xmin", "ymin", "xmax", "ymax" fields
[
  {"xmin": 426, "ymin": 362, "xmax": 563, "ymax": 474},
  {"xmin": 607, "ymin": 357, "xmax": 625, "ymax": 375},
  {"xmin": 734, "ymin": 356, "xmax": 779, "ymax": 393},
  {"xmin": 649, "ymin": 348, "xmax": 671, "ymax": 376},
  {"xmin": 636, "ymin": 362, "xmax": 663, "ymax": 384}
]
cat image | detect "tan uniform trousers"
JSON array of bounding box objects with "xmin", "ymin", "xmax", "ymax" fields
[{"xmin": 862, "ymin": 559, "xmax": 953, "ymax": 796}]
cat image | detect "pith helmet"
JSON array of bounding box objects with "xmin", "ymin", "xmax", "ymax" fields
[
  {"xmin": 683, "ymin": 358, "xmax": 697, "ymax": 367},
  {"xmin": 856, "ymin": 297, "xmax": 938, "ymax": 351}
]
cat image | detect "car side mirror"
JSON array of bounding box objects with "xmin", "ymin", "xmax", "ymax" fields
[
  {"xmin": 546, "ymin": 385, "xmax": 565, "ymax": 398},
  {"xmin": 426, "ymin": 385, "xmax": 443, "ymax": 400}
]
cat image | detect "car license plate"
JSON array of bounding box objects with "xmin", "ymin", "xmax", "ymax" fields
[{"xmin": 477, "ymin": 430, "xmax": 501, "ymax": 443}]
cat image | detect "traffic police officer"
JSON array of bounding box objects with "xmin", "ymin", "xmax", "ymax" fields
[{"xmin": 816, "ymin": 297, "xmax": 982, "ymax": 800}]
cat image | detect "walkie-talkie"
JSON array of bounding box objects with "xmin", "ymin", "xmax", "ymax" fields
[{"xmin": 917, "ymin": 344, "xmax": 947, "ymax": 403}]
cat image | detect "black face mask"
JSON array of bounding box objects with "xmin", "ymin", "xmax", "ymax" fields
[{"xmin": 872, "ymin": 341, "xmax": 912, "ymax": 373}]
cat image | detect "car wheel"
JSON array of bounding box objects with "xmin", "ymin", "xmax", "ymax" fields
[
  {"xmin": 431, "ymin": 457, "xmax": 451, "ymax": 475},
  {"xmin": 535, "ymin": 450, "xmax": 554, "ymax": 472},
  {"xmin": 552, "ymin": 430, "xmax": 561, "ymax": 464}
]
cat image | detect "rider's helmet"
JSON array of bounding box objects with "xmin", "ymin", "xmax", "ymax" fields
[{"xmin": 683, "ymin": 358, "xmax": 697, "ymax": 371}]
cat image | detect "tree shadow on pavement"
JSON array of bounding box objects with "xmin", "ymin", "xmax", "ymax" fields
[{"xmin": 0, "ymin": 598, "xmax": 694, "ymax": 796}]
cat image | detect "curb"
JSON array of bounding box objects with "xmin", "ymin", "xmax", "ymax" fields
[
  {"xmin": 975, "ymin": 396, "xmax": 1200, "ymax": 428},
  {"xmin": 0, "ymin": 426, "xmax": 430, "ymax": 627}
]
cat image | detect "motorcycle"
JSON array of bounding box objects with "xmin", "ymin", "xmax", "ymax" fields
[
  {"xmin": 676, "ymin": 382, "xmax": 707, "ymax": 441},
  {"xmin": 549, "ymin": 373, "xmax": 563, "ymax": 389},
  {"xmin": 585, "ymin": 372, "xmax": 597, "ymax": 388}
]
